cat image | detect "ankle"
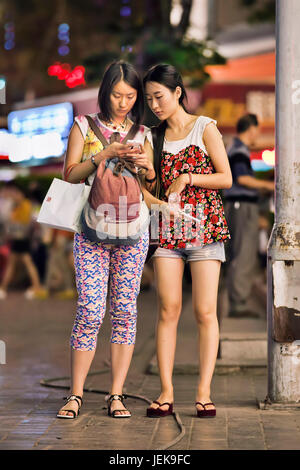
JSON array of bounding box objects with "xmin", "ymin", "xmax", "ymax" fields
[
  {"xmin": 110, "ymin": 391, "xmax": 123, "ymax": 397},
  {"xmin": 160, "ymin": 387, "xmax": 174, "ymax": 397},
  {"xmin": 197, "ymin": 387, "xmax": 211, "ymax": 398},
  {"xmin": 70, "ymin": 391, "xmax": 83, "ymax": 398}
]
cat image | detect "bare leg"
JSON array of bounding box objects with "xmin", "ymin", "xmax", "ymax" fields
[
  {"xmin": 190, "ymin": 260, "xmax": 221, "ymax": 412},
  {"xmin": 58, "ymin": 348, "xmax": 96, "ymax": 417},
  {"xmin": 21, "ymin": 253, "xmax": 42, "ymax": 290},
  {"xmin": 109, "ymin": 343, "xmax": 135, "ymax": 416},
  {"xmin": 0, "ymin": 252, "xmax": 18, "ymax": 291},
  {"xmin": 148, "ymin": 257, "xmax": 185, "ymax": 411}
]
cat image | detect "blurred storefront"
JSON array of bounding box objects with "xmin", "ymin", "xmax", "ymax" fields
[
  {"xmin": 201, "ymin": 51, "xmax": 275, "ymax": 170},
  {"xmin": 0, "ymin": 88, "xmax": 99, "ymax": 183}
]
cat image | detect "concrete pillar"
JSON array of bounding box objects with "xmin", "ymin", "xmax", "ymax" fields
[{"xmin": 267, "ymin": 0, "xmax": 300, "ymax": 403}]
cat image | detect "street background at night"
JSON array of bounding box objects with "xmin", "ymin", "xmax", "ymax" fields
[{"xmin": 1, "ymin": 0, "xmax": 299, "ymax": 453}]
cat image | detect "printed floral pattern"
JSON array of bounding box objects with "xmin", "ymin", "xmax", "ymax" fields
[
  {"xmin": 159, "ymin": 144, "xmax": 231, "ymax": 250},
  {"xmin": 70, "ymin": 115, "xmax": 149, "ymax": 350}
]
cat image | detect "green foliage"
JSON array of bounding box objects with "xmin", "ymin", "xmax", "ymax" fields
[
  {"xmin": 83, "ymin": 1, "xmax": 226, "ymax": 89},
  {"xmin": 141, "ymin": 36, "xmax": 226, "ymax": 88},
  {"xmin": 2, "ymin": 0, "xmax": 227, "ymax": 99},
  {"xmin": 83, "ymin": 35, "xmax": 225, "ymax": 88}
]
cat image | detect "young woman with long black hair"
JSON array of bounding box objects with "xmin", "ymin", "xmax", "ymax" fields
[
  {"xmin": 57, "ymin": 61, "xmax": 158, "ymax": 419},
  {"xmin": 143, "ymin": 64, "xmax": 232, "ymax": 418}
]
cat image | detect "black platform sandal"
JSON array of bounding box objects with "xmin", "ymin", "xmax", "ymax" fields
[
  {"xmin": 56, "ymin": 394, "xmax": 83, "ymax": 419},
  {"xmin": 107, "ymin": 394, "xmax": 131, "ymax": 419}
]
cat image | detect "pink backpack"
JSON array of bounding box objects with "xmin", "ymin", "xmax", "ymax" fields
[{"xmin": 80, "ymin": 115, "xmax": 149, "ymax": 245}]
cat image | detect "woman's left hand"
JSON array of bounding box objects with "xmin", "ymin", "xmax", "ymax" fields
[
  {"xmin": 165, "ymin": 174, "xmax": 188, "ymax": 198},
  {"xmin": 125, "ymin": 145, "xmax": 152, "ymax": 171}
]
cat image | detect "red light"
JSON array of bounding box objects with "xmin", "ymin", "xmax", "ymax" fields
[
  {"xmin": 48, "ymin": 64, "xmax": 62, "ymax": 76},
  {"xmin": 48, "ymin": 62, "xmax": 85, "ymax": 88}
]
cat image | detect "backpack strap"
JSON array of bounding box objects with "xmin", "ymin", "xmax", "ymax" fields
[
  {"xmin": 85, "ymin": 114, "xmax": 142, "ymax": 195},
  {"xmin": 85, "ymin": 115, "xmax": 139, "ymax": 147},
  {"xmin": 122, "ymin": 122, "xmax": 140, "ymax": 144},
  {"xmin": 85, "ymin": 115, "xmax": 109, "ymax": 147}
]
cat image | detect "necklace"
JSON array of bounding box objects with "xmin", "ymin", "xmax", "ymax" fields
[{"xmin": 106, "ymin": 115, "xmax": 128, "ymax": 132}]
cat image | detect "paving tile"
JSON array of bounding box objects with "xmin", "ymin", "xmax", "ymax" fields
[{"xmin": 1, "ymin": 290, "xmax": 299, "ymax": 451}]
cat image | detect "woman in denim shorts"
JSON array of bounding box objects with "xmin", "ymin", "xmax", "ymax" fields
[{"xmin": 142, "ymin": 64, "xmax": 232, "ymax": 418}]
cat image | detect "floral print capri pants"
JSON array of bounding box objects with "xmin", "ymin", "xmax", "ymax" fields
[{"xmin": 70, "ymin": 230, "xmax": 149, "ymax": 351}]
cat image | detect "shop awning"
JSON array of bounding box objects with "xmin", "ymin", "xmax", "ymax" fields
[{"xmin": 205, "ymin": 52, "xmax": 275, "ymax": 84}]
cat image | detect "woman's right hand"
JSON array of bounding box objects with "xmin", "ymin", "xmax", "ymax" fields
[
  {"xmin": 160, "ymin": 201, "xmax": 178, "ymax": 221},
  {"xmin": 96, "ymin": 142, "xmax": 137, "ymax": 162}
]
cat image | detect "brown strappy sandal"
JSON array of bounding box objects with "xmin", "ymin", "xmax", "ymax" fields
[
  {"xmin": 195, "ymin": 401, "xmax": 216, "ymax": 418},
  {"xmin": 146, "ymin": 400, "xmax": 174, "ymax": 418}
]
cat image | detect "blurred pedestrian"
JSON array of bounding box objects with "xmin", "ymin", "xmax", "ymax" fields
[
  {"xmin": 223, "ymin": 114, "xmax": 274, "ymax": 318},
  {"xmin": 57, "ymin": 61, "xmax": 158, "ymax": 420},
  {"xmin": 143, "ymin": 64, "xmax": 232, "ymax": 418},
  {"xmin": 0, "ymin": 182, "xmax": 47, "ymax": 300},
  {"xmin": 28, "ymin": 180, "xmax": 49, "ymax": 284},
  {"xmin": 0, "ymin": 186, "xmax": 13, "ymax": 284},
  {"xmin": 43, "ymin": 229, "xmax": 76, "ymax": 299}
]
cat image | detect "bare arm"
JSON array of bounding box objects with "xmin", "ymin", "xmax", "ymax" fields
[
  {"xmin": 127, "ymin": 137, "xmax": 156, "ymax": 192},
  {"xmin": 200, "ymin": 122, "xmax": 232, "ymax": 189},
  {"xmin": 237, "ymin": 175, "xmax": 274, "ymax": 191},
  {"xmin": 63, "ymin": 122, "xmax": 140, "ymax": 184},
  {"xmin": 143, "ymin": 137, "xmax": 156, "ymax": 181},
  {"xmin": 63, "ymin": 123, "xmax": 105, "ymax": 183},
  {"xmin": 141, "ymin": 186, "xmax": 166, "ymax": 209},
  {"xmin": 165, "ymin": 122, "xmax": 232, "ymax": 197}
]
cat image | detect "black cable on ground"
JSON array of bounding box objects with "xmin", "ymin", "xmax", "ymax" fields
[{"xmin": 40, "ymin": 371, "xmax": 185, "ymax": 451}]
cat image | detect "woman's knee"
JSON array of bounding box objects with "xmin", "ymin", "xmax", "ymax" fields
[
  {"xmin": 74, "ymin": 303, "xmax": 105, "ymax": 331},
  {"xmin": 159, "ymin": 303, "xmax": 181, "ymax": 324},
  {"xmin": 194, "ymin": 306, "xmax": 217, "ymax": 325},
  {"xmin": 110, "ymin": 310, "xmax": 137, "ymax": 344}
]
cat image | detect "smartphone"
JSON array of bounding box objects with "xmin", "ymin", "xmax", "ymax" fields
[{"xmin": 127, "ymin": 140, "xmax": 141, "ymax": 151}]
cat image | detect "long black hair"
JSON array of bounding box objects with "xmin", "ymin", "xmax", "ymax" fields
[
  {"xmin": 143, "ymin": 64, "xmax": 188, "ymax": 197},
  {"xmin": 98, "ymin": 60, "xmax": 144, "ymax": 126},
  {"xmin": 143, "ymin": 63, "xmax": 188, "ymax": 112}
]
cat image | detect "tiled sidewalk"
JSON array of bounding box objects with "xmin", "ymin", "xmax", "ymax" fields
[{"xmin": 1, "ymin": 290, "xmax": 300, "ymax": 450}]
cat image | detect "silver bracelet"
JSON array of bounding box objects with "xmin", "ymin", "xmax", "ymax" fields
[{"xmin": 91, "ymin": 155, "xmax": 98, "ymax": 169}]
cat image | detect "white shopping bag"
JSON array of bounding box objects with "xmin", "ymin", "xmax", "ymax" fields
[{"xmin": 37, "ymin": 178, "xmax": 91, "ymax": 233}]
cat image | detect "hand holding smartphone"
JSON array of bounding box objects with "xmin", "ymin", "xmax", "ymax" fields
[{"xmin": 127, "ymin": 140, "xmax": 142, "ymax": 152}]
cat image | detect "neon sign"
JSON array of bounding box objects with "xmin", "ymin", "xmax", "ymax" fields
[
  {"xmin": 48, "ymin": 62, "xmax": 85, "ymax": 88},
  {"xmin": 7, "ymin": 102, "xmax": 73, "ymax": 162}
]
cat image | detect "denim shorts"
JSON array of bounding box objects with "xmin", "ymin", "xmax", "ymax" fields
[{"xmin": 152, "ymin": 241, "xmax": 226, "ymax": 263}]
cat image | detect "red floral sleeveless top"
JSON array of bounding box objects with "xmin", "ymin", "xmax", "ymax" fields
[{"xmin": 148, "ymin": 116, "xmax": 231, "ymax": 250}]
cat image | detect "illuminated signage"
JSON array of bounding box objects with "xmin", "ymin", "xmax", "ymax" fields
[
  {"xmin": 251, "ymin": 159, "xmax": 273, "ymax": 172},
  {"xmin": 261, "ymin": 148, "xmax": 275, "ymax": 166},
  {"xmin": 48, "ymin": 62, "xmax": 85, "ymax": 88},
  {"xmin": 7, "ymin": 102, "xmax": 73, "ymax": 162}
]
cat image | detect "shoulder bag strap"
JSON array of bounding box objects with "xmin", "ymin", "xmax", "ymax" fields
[
  {"xmin": 85, "ymin": 114, "xmax": 142, "ymax": 189},
  {"xmin": 85, "ymin": 115, "xmax": 109, "ymax": 147},
  {"xmin": 85, "ymin": 115, "xmax": 140, "ymax": 147},
  {"xmin": 122, "ymin": 123, "xmax": 140, "ymax": 143}
]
